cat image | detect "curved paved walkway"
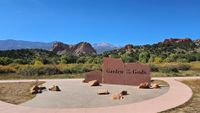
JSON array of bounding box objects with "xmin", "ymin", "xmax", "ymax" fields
[{"xmin": 0, "ymin": 77, "xmax": 197, "ymax": 113}]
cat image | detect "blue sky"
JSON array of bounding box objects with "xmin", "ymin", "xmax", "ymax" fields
[{"xmin": 0, "ymin": 0, "xmax": 200, "ymax": 45}]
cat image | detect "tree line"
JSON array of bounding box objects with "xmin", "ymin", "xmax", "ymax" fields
[{"xmin": 0, "ymin": 41, "xmax": 200, "ymax": 66}]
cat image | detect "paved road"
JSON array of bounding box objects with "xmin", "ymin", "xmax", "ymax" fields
[{"xmin": 0, "ymin": 77, "xmax": 198, "ymax": 113}]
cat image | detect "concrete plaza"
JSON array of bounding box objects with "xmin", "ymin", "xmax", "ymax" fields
[{"xmin": 0, "ymin": 77, "xmax": 197, "ymax": 113}]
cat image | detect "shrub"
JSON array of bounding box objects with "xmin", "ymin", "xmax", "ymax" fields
[
  {"xmin": 139, "ymin": 52, "xmax": 150, "ymax": 63},
  {"xmin": 92, "ymin": 57, "xmax": 103, "ymax": 64},
  {"xmin": 69, "ymin": 65, "xmax": 89, "ymax": 73},
  {"xmin": 62, "ymin": 67, "xmax": 71, "ymax": 73},
  {"xmin": 159, "ymin": 66, "xmax": 178, "ymax": 73},
  {"xmin": 121, "ymin": 54, "xmax": 135, "ymax": 63},
  {"xmin": 0, "ymin": 57, "xmax": 13, "ymax": 65},
  {"xmin": 164, "ymin": 54, "xmax": 177, "ymax": 62},
  {"xmin": 149, "ymin": 64, "xmax": 159, "ymax": 72},
  {"xmin": 59, "ymin": 64, "xmax": 101, "ymax": 74},
  {"xmin": 154, "ymin": 57, "xmax": 163, "ymax": 63},
  {"xmin": 34, "ymin": 60, "xmax": 43, "ymax": 66},
  {"xmin": 176, "ymin": 64, "xmax": 191, "ymax": 71},
  {"xmin": 90, "ymin": 64, "xmax": 101, "ymax": 71},
  {"xmin": 38, "ymin": 66, "xmax": 61, "ymax": 75},
  {"xmin": 17, "ymin": 65, "xmax": 62, "ymax": 76},
  {"xmin": 148, "ymin": 55, "xmax": 156, "ymax": 63},
  {"xmin": 60, "ymin": 54, "xmax": 77, "ymax": 64},
  {"xmin": 176, "ymin": 58, "xmax": 189, "ymax": 63},
  {"xmin": 16, "ymin": 64, "xmax": 102, "ymax": 76},
  {"xmin": 13, "ymin": 59, "xmax": 29, "ymax": 64}
]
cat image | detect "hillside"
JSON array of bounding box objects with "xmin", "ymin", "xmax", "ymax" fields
[
  {"xmin": 103, "ymin": 38, "xmax": 200, "ymax": 63},
  {"xmin": 0, "ymin": 38, "xmax": 200, "ymax": 65},
  {"xmin": 0, "ymin": 49, "xmax": 58, "ymax": 65}
]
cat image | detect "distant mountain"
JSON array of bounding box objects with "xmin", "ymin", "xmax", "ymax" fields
[
  {"xmin": 93, "ymin": 42, "xmax": 120, "ymax": 54},
  {"xmin": 0, "ymin": 49, "xmax": 57, "ymax": 59},
  {"xmin": 50, "ymin": 42, "xmax": 97, "ymax": 56},
  {"xmin": 0, "ymin": 39, "xmax": 52, "ymax": 50},
  {"xmin": 0, "ymin": 39, "xmax": 119, "ymax": 54}
]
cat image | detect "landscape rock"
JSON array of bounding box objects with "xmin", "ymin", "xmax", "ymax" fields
[
  {"xmin": 97, "ymin": 89, "xmax": 109, "ymax": 95},
  {"xmin": 139, "ymin": 82, "xmax": 150, "ymax": 89},
  {"xmin": 30, "ymin": 85, "xmax": 42, "ymax": 94},
  {"xmin": 49, "ymin": 85, "xmax": 61, "ymax": 91},
  {"xmin": 88, "ymin": 80, "xmax": 100, "ymax": 86},
  {"xmin": 82, "ymin": 79, "xmax": 87, "ymax": 83},
  {"xmin": 120, "ymin": 90, "xmax": 128, "ymax": 95},
  {"xmin": 38, "ymin": 85, "xmax": 46, "ymax": 90},
  {"xmin": 112, "ymin": 93, "xmax": 124, "ymax": 100},
  {"xmin": 151, "ymin": 83, "xmax": 160, "ymax": 89}
]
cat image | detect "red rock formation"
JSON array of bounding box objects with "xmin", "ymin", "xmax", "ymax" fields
[
  {"xmin": 124, "ymin": 44, "xmax": 134, "ymax": 50},
  {"xmin": 49, "ymin": 42, "xmax": 71, "ymax": 53},
  {"xmin": 50, "ymin": 42, "xmax": 96, "ymax": 56},
  {"xmin": 163, "ymin": 38, "xmax": 192, "ymax": 44},
  {"xmin": 72, "ymin": 42, "xmax": 96, "ymax": 56}
]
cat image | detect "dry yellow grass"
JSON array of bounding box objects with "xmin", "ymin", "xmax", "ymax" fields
[
  {"xmin": 0, "ymin": 81, "xmax": 45, "ymax": 104},
  {"xmin": 0, "ymin": 73, "xmax": 83, "ymax": 80},
  {"xmin": 161, "ymin": 79, "xmax": 200, "ymax": 113},
  {"xmin": 151, "ymin": 61, "xmax": 200, "ymax": 70},
  {"xmin": 189, "ymin": 62, "xmax": 200, "ymax": 71}
]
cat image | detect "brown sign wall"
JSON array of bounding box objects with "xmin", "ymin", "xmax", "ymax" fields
[{"xmin": 102, "ymin": 58, "xmax": 151, "ymax": 85}]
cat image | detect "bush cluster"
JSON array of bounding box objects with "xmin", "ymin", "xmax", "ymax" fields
[
  {"xmin": 0, "ymin": 62, "xmax": 191, "ymax": 75},
  {"xmin": 159, "ymin": 66, "xmax": 179, "ymax": 73},
  {"xmin": 149, "ymin": 64, "xmax": 159, "ymax": 72},
  {"xmin": 150, "ymin": 64, "xmax": 191, "ymax": 73},
  {"xmin": 17, "ymin": 65, "xmax": 62, "ymax": 76},
  {"xmin": 16, "ymin": 64, "xmax": 101, "ymax": 76},
  {"xmin": 59, "ymin": 64, "xmax": 101, "ymax": 74},
  {"xmin": 176, "ymin": 64, "xmax": 191, "ymax": 71}
]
